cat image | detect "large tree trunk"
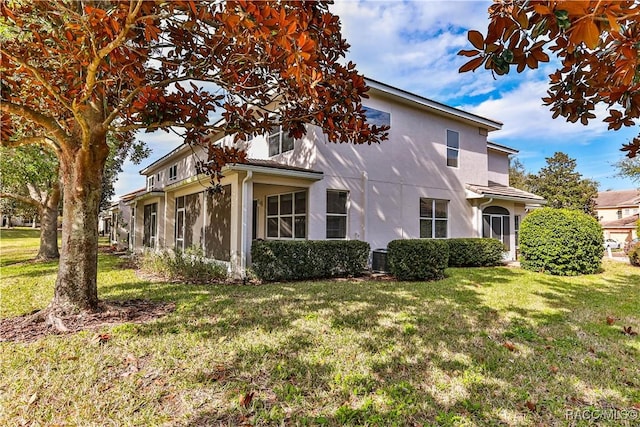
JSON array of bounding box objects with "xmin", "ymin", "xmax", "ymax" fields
[
  {"xmin": 35, "ymin": 185, "xmax": 60, "ymax": 261},
  {"xmin": 50, "ymin": 134, "xmax": 109, "ymax": 316}
]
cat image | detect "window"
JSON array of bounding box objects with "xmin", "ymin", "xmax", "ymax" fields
[
  {"xmin": 326, "ymin": 190, "xmax": 348, "ymax": 239},
  {"xmin": 483, "ymin": 206, "xmax": 510, "ymax": 250},
  {"xmin": 268, "ymin": 126, "xmax": 295, "ymax": 157},
  {"xmin": 175, "ymin": 196, "xmax": 185, "ymax": 250},
  {"xmin": 363, "ymin": 106, "xmax": 391, "ymax": 128},
  {"xmin": 446, "ymin": 130, "xmax": 459, "ymax": 168},
  {"xmin": 146, "ymin": 176, "xmax": 155, "ymax": 191},
  {"xmin": 143, "ymin": 203, "xmax": 157, "ymax": 248},
  {"xmin": 168, "ymin": 164, "xmax": 178, "ymax": 181},
  {"xmin": 420, "ymin": 198, "xmax": 448, "ymax": 238},
  {"xmin": 514, "ymin": 215, "xmax": 521, "ymax": 247},
  {"xmin": 617, "ymin": 209, "xmax": 623, "ymax": 219},
  {"xmin": 266, "ymin": 191, "xmax": 306, "ymax": 239}
]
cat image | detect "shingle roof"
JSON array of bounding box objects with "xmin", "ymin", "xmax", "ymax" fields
[
  {"xmin": 601, "ymin": 213, "xmax": 639, "ymax": 228},
  {"xmin": 595, "ymin": 189, "xmax": 640, "ymax": 208},
  {"xmin": 466, "ymin": 181, "xmax": 546, "ymax": 203}
]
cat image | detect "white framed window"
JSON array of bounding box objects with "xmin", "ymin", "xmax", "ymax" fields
[
  {"xmin": 146, "ymin": 175, "xmax": 155, "ymax": 191},
  {"xmin": 168, "ymin": 164, "xmax": 178, "ymax": 181},
  {"xmin": 326, "ymin": 190, "xmax": 348, "ymax": 239},
  {"xmin": 266, "ymin": 191, "xmax": 306, "ymax": 239},
  {"xmin": 446, "ymin": 130, "xmax": 459, "ymax": 168},
  {"xmin": 514, "ymin": 214, "xmax": 521, "ymax": 247},
  {"xmin": 268, "ymin": 126, "xmax": 295, "ymax": 157},
  {"xmin": 420, "ymin": 198, "xmax": 448, "ymax": 238},
  {"xmin": 175, "ymin": 196, "xmax": 185, "ymax": 250},
  {"xmin": 143, "ymin": 203, "xmax": 157, "ymax": 248}
]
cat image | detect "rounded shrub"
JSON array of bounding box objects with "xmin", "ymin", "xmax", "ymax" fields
[
  {"xmin": 446, "ymin": 238, "xmax": 505, "ymax": 267},
  {"xmin": 387, "ymin": 239, "xmax": 449, "ymax": 281},
  {"xmin": 519, "ymin": 208, "xmax": 604, "ymax": 275},
  {"xmin": 628, "ymin": 245, "xmax": 640, "ymax": 267}
]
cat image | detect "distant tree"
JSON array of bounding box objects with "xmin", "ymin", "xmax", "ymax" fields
[
  {"xmin": 1, "ymin": 1, "xmax": 388, "ymax": 326},
  {"xmin": 509, "ymin": 157, "xmax": 530, "ymax": 191},
  {"xmin": 460, "ymin": 1, "xmax": 640, "ymax": 157},
  {"xmin": 615, "ymin": 157, "xmax": 640, "ymax": 185},
  {"xmin": 0, "ymin": 145, "xmax": 60, "ymax": 260},
  {"xmin": 527, "ymin": 152, "xmax": 599, "ymax": 215}
]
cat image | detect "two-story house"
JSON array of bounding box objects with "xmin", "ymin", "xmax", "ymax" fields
[
  {"xmin": 125, "ymin": 79, "xmax": 545, "ymax": 274},
  {"xmin": 595, "ymin": 189, "xmax": 640, "ymax": 244}
]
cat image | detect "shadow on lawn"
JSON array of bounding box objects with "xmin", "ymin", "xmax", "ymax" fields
[{"xmin": 99, "ymin": 266, "xmax": 639, "ymax": 425}]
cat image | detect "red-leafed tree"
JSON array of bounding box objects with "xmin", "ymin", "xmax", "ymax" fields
[
  {"xmin": 459, "ymin": 0, "xmax": 640, "ymax": 156},
  {"xmin": 1, "ymin": 0, "xmax": 387, "ymax": 326}
]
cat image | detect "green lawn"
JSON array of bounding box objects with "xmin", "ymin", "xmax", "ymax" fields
[{"xmin": 1, "ymin": 228, "xmax": 639, "ymax": 426}]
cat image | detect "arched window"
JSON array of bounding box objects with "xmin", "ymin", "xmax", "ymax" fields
[{"xmin": 482, "ymin": 206, "xmax": 510, "ymax": 250}]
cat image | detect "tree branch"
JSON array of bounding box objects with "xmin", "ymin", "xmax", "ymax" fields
[
  {"xmin": 0, "ymin": 192, "xmax": 42, "ymax": 209},
  {"xmin": 110, "ymin": 120, "xmax": 224, "ymax": 134},
  {"xmin": 3, "ymin": 51, "xmax": 72, "ymax": 112},
  {"xmin": 0, "ymin": 103, "xmax": 68, "ymax": 150}
]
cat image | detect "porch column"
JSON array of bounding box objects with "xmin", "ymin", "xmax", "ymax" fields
[{"xmin": 241, "ymin": 171, "xmax": 253, "ymax": 274}]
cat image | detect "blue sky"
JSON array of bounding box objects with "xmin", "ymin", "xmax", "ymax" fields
[{"xmin": 113, "ymin": 0, "xmax": 639, "ymax": 197}]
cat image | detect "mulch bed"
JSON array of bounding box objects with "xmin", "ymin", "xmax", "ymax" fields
[{"xmin": 0, "ymin": 299, "xmax": 175, "ymax": 343}]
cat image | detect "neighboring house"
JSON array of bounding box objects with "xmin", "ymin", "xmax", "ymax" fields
[
  {"xmin": 126, "ymin": 78, "xmax": 545, "ymax": 275},
  {"xmin": 101, "ymin": 188, "xmax": 145, "ymax": 249},
  {"xmin": 595, "ymin": 189, "xmax": 640, "ymax": 243}
]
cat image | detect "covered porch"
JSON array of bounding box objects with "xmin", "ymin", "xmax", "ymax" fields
[{"xmin": 466, "ymin": 182, "xmax": 546, "ymax": 260}]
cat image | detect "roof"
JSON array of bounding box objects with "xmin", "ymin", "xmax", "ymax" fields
[
  {"xmin": 487, "ymin": 141, "xmax": 518, "ymax": 155},
  {"xmin": 466, "ymin": 181, "xmax": 546, "ymax": 204},
  {"xmin": 601, "ymin": 213, "xmax": 639, "ymax": 229},
  {"xmin": 595, "ymin": 189, "xmax": 640, "ymax": 208},
  {"xmin": 223, "ymin": 159, "xmax": 323, "ymax": 181}
]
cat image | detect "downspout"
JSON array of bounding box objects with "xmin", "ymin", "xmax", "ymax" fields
[
  {"xmin": 478, "ymin": 197, "xmax": 494, "ymax": 238},
  {"xmin": 361, "ymin": 171, "xmax": 368, "ymax": 242},
  {"xmin": 240, "ymin": 171, "xmax": 253, "ymax": 276}
]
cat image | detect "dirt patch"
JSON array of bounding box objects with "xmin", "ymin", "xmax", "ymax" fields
[{"xmin": 0, "ymin": 299, "xmax": 175, "ymax": 343}]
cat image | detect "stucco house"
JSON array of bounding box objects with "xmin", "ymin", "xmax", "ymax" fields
[
  {"xmin": 124, "ymin": 79, "xmax": 545, "ymax": 275},
  {"xmin": 595, "ymin": 189, "xmax": 640, "ymax": 244}
]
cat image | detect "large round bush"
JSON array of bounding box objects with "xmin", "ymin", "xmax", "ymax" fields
[{"xmin": 519, "ymin": 208, "xmax": 603, "ymax": 275}]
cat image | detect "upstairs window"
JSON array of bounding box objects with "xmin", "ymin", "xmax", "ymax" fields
[
  {"xmin": 326, "ymin": 190, "xmax": 348, "ymax": 239},
  {"xmin": 146, "ymin": 176, "xmax": 155, "ymax": 191},
  {"xmin": 363, "ymin": 106, "xmax": 391, "ymax": 128},
  {"xmin": 420, "ymin": 198, "xmax": 448, "ymax": 238},
  {"xmin": 446, "ymin": 130, "xmax": 459, "ymax": 168},
  {"xmin": 168, "ymin": 164, "xmax": 178, "ymax": 181},
  {"xmin": 268, "ymin": 126, "xmax": 295, "ymax": 157}
]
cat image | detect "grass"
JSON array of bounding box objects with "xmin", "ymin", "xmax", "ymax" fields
[{"xmin": 1, "ymin": 228, "xmax": 639, "ymax": 426}]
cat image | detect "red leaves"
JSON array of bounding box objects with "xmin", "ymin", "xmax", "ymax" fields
[
  {"xmin": 239, "ymin": 391, "xmax": 254, "ymax": 408},
  {"xmin": 503, "ymin": 341, "xmax": 516, "ymax": 352},
  {"xmin": 461, "ymin": 0, "xmax": 640, "ymax": 156},
  {"xmin": 606, "ymin": 316, "xmax": 616, "ymax": 325}
]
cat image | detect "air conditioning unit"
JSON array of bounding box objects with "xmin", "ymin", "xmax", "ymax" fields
[{"xmin": 371, "ymin": 248, "xmax": 388, "ymax": 273}]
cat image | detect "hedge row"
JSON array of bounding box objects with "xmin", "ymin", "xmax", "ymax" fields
[
  {"xmin": 251, "ymin": 240, "xmax": 370, "ymax": 281},
  {"xmin": 446, "ymin": 238, "xmax": 505, "ymax": 267},
  {"xmin": 387, "ymin": 239, "xmax": 450, "ymax": 281}
]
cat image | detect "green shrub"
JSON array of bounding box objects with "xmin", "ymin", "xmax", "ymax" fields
[
  {"xmin": 629, "ymin": 245, "xmax": 640, "ymax": 267},
  {"xmin": 519, "ymin": 208, "xmax": 603, "ymax": 276},
  {"xmin": 139, "ymin": 246, "xmax": 228, "ymax": 283},
  {"xmin": 387, "ymin": 239, "xmax": 449, "ymax": 281},
  {"xmin": 250, "ymin": 240, "xmax": 370, "ymax": 282},
  {"xmin": 446, "ymin": 238, "xmax": 505, "ymax": 267}
]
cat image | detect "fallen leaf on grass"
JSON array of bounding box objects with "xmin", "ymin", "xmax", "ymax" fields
[
  {"xmin": 549, "ymin": 365, "xmax": 559, "ymax": 374},
  {"xmin": 525, "ymin": 400, "xmax": 537, "ymax": 412},
  {"xmin": 621, "ymin": 326, "xmax": 638, "ymax": 336},
  {"xmin": 91, "ymin": 333, "xmax": 111, "ymax": 344},
  {"xmin": 503, "ymin": 341, "xmax": 516, "ymax": 351},
  {"xmin": 27, "ymin": 393, "xmax": 38, "ymax": 406},
  {"xmin": 632, "ymin": 402, "xmax": 640, "ymax": 410},
  {"xmin": 239, "ymin": 391, "xmax": 254, "ymax": 408},
  {"xmin": 606, "ymin": 316, "xmax": 615, "ymax": 325}
]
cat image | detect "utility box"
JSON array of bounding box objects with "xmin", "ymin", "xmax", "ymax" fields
[{"xmin": 371, "ymin": 248, "xmax": 388, "ymax": 273}]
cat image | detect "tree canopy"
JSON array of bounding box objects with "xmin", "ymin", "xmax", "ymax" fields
[
  {"xmin": 460, "ymin": 0, "xmax": 640, "ymax": 156},
  {"xmin": 526, "ymin": 152, "xmax": 599, "ymax": 216},
  {"xmin": 0, "ymin": 0, "xmax": 387, "ymax": 319}
]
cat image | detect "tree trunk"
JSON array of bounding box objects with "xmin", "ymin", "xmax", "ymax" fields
[
  {"xmin": 35, "ymin": 186, "xmax": 60, "ymax": 261},
  {"xmin": 51, "ymin": 138, "xmax": 108, "ymax": 315}
]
